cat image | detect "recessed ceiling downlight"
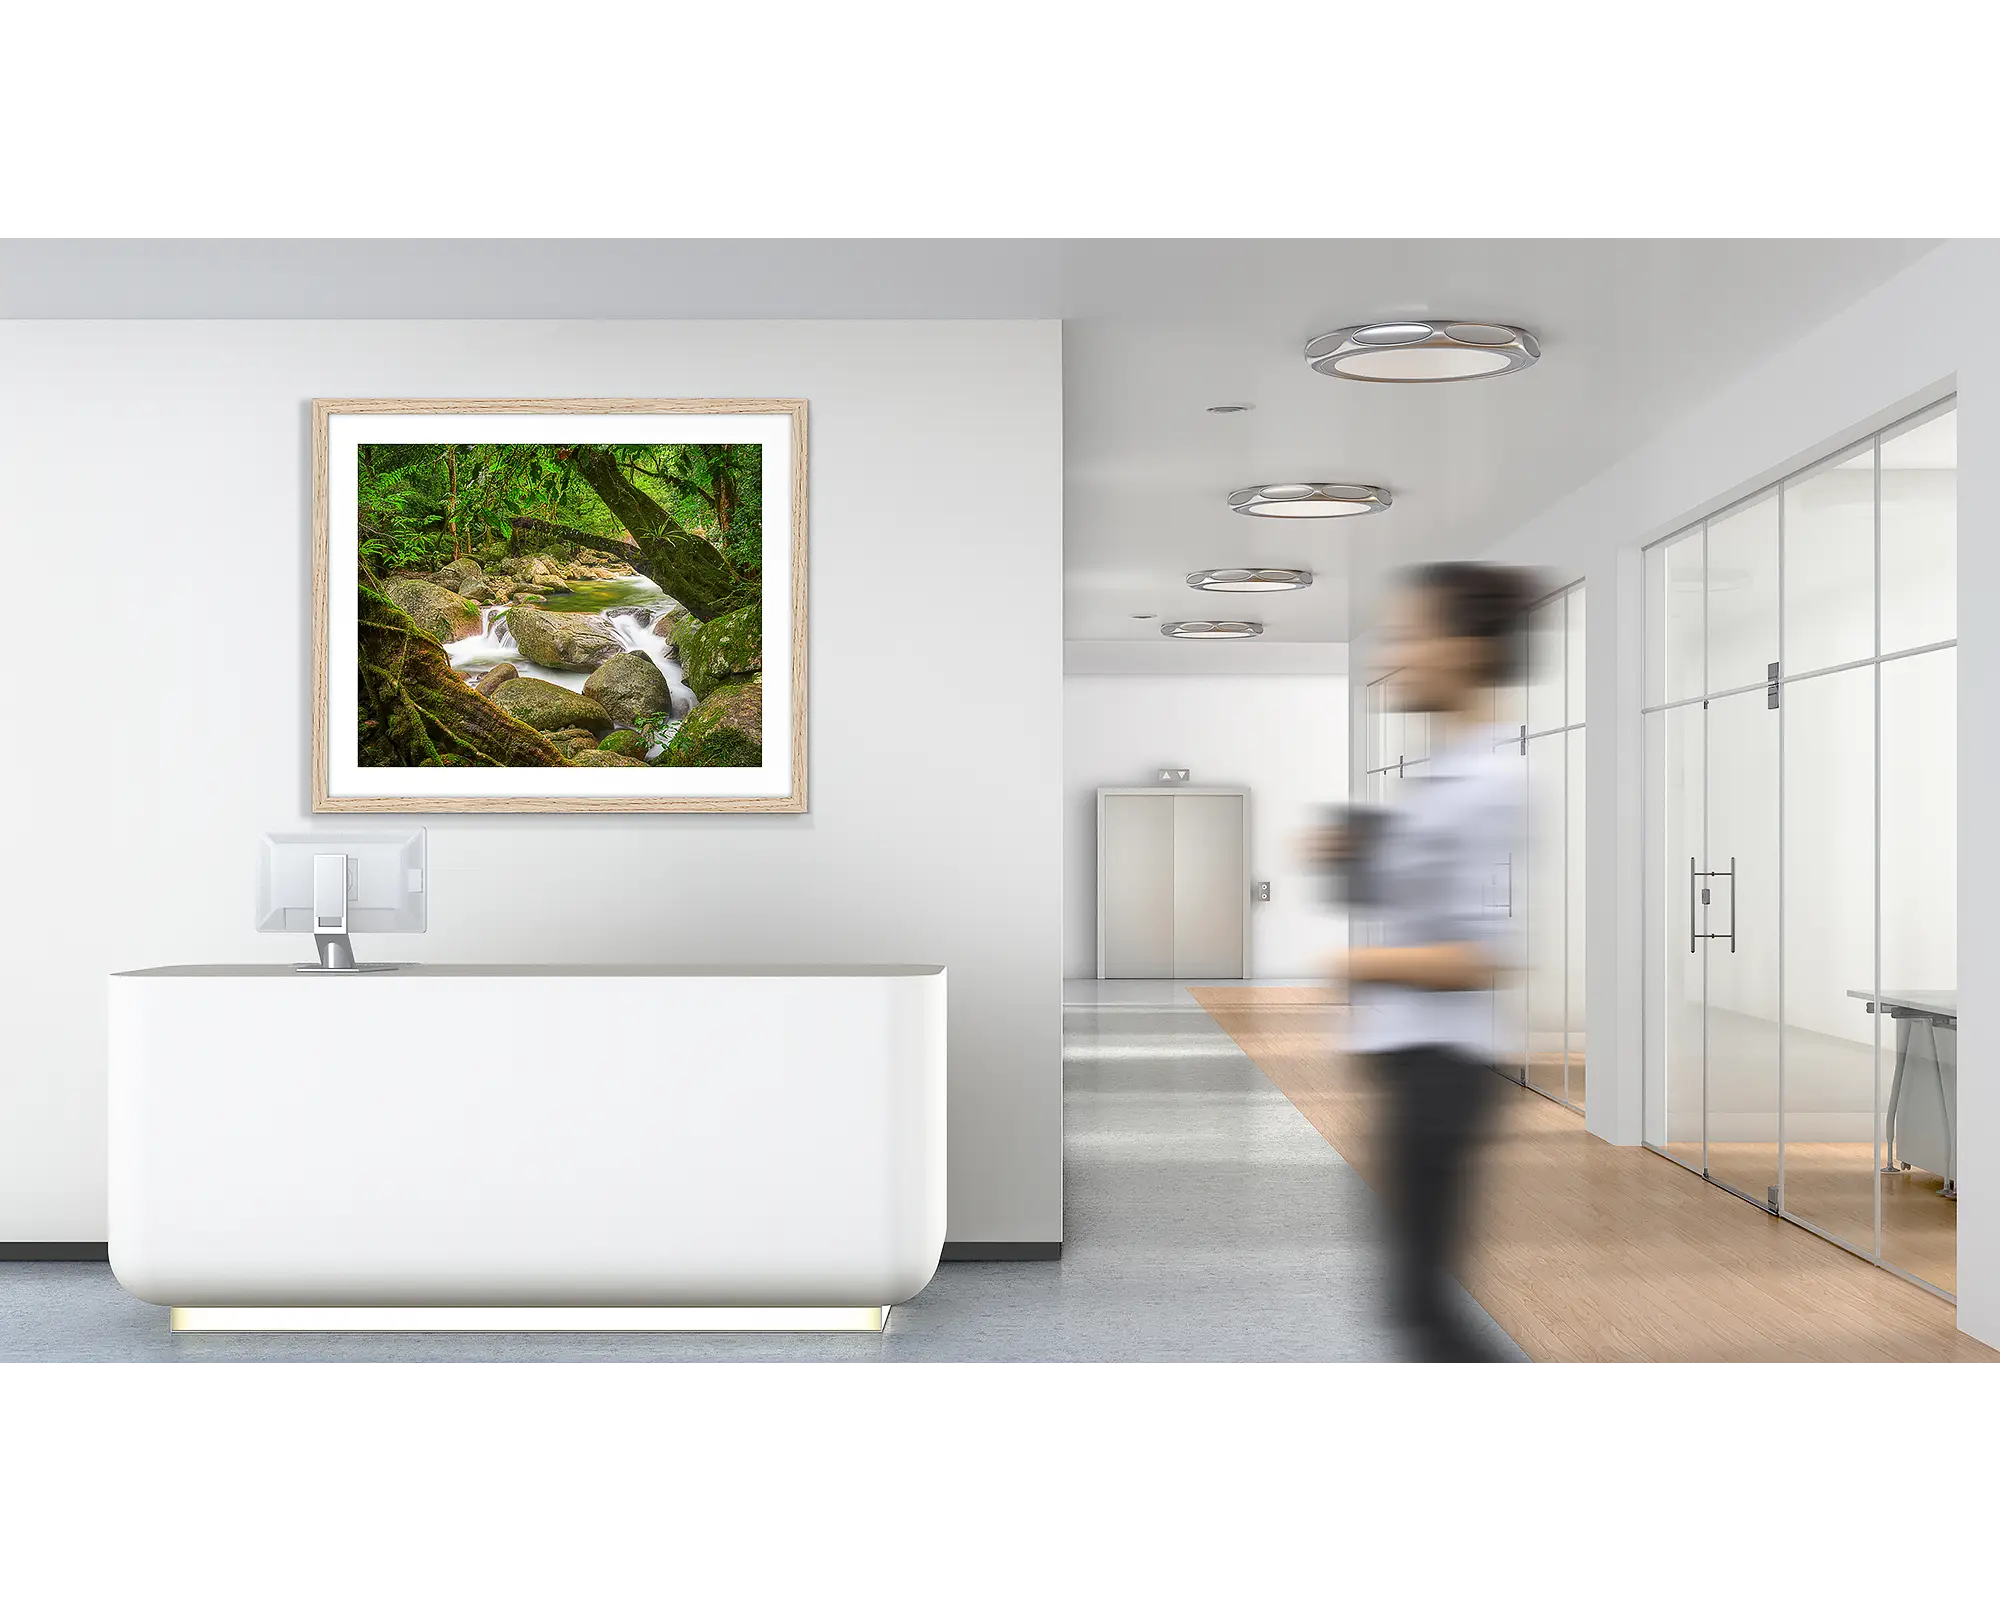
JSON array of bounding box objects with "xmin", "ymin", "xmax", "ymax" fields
[
  {"xmin": 1304, "ymin": 320, "xmax": 1540, "ymax": 382},
  {"xmin": 1228, "ymin": 482, "xmax": 1390, "ymax": 518},
  {"xmin": 1188, "ymin": 568, "xmax": 1313, "ymax": 593},
  {"xmin": 1162, "ymin": 620, "xmax": 1263, "ymax": 639}
]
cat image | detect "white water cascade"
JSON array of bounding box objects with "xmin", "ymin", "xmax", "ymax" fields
[{"xmin": 444, "ymin": 574, "xmax": 698, "ymax": 730}]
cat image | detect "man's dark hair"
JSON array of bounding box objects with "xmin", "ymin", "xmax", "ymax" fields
[{"xmin": 1406, "ymin": 561, "xmax": 1541, "ymax": 686}]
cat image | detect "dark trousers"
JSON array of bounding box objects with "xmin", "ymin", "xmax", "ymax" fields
[{"xmin": 1370, "ymin": 1044, "xmax": 1501, "ymax": 1362}]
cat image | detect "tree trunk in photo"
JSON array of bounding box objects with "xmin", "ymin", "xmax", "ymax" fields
[
  {"xmin": 356, "ymin": 582, "xmax": 569, "ymax": 767},
  {"xmin": 561, "ymin": 447, "xmax": 754, "ymax": 619}
]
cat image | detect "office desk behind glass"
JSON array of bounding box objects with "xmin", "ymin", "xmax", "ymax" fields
[{"xmin": 1848, "ymin": 989, "xmax": 1956, "ymax": 1197}]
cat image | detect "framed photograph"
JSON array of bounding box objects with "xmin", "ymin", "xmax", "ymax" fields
[{"xmin": 313, "ymin": 399, "xmax": 806, "ymax": 812}]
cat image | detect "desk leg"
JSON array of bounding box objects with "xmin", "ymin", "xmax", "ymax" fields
[
  {"xmin": 1881, "ymin": 1013, "xmax": 1911, "ymax": 1175},
  {"xmin": 1931, "ymin": 1019, "xmax": 1956, "ymax": 1199}
]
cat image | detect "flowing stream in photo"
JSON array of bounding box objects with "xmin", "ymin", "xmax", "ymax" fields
[{"xmin": 445, "ymin": 573, "xmax": 697, "ymax": 750}]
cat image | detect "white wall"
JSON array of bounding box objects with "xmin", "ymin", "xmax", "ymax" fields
[
  {"xmin": 1474, "ymin": 239, "xmax": 2000, "ymax": 1348},
  {"xmin": 0, "ymin": 319, "xmax": 1065, "ymax": 1248},
  {"xmin": 1064, "ymin": 673, "xmax": 1348, "ymax": 979}
]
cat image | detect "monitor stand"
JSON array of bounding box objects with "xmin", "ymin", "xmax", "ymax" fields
[{"xmin": 295, "ymin": 932, "xmax": 408, "ymax": 975}]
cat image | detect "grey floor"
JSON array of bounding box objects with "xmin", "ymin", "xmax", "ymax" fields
[{"xmin": 0, "ymin": 1002, "xmax": 1521, "ymax": 1362}]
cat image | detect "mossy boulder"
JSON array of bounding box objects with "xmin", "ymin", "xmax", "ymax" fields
[
  {"xmin": 597, "ymin": 728, "xmax": 650, "ymax": 760},
  {"xmin": 572, "ymin": 749, "xmax": 649, "ymax": 768},
  {"xmin": 498, "ymin": 554, "xmax": 575, "ymax": 591},
  {"xmin": 436, "ymin": 557, "xmax": 482, "ymax": 586},
  {"xmin": 489, "ymin": 677, "xmax": 613, "ymax": 735},
  {"xmin": 383, "ymin": 578, "xmax": 481, "ymax": 646},
  {"xmin": 666, "ymin": 602, "xmax": 762, "ymax": 699},
  {"xmin": 543, "ymin": 726, "xmax": 601, "ymax": 758},
  {"xmin": 472, "ymin": 662, "xmax": 517, "ymax": 697},
  {"xmin": 505, "ymin": 606, "xmax": 623, "ymax": 672},
  {"xmin": 583, "ymin": 651, "xmax": 673, "ymax": 728},
  {"xmin": 660, "ymin": 679, "xmax": 762, "ymax": 767}
]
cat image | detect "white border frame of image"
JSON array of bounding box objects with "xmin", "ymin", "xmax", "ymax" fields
[{"xmin": 321, "ymin": 406, "xmax": 797, "ymax": 807}]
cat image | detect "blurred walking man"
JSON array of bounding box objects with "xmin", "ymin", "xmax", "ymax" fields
[{"xmin": 1327, "ymin": 563, "xmax": 1534, "ymax": 1361}]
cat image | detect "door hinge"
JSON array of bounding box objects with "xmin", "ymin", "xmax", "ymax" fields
[{"xmin": 1766, "ymin": 661, "xmax": 1781, "ymax": 709}]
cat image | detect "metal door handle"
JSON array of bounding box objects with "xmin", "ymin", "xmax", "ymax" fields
[
  {"xmin": 1691, "ymin": 856, "xmax": 1737, "ymax": 953},
  {"xmin": 1724, "ymin": 856, "xmax": 1736, "ymax": 953}
]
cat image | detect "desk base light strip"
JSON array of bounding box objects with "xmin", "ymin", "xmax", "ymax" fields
[{"xmin": 169, "ymin": 1306, "xmax": 890, "ymax": 1333}]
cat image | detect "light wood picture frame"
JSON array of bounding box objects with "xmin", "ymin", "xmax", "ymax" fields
[{"xmin": 313, "ymin": 398, "xmax": 807, "ymax": 813}]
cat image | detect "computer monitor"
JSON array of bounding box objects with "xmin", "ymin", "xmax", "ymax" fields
[{"xmin": 256, "ymin": 829, "xmax": 426, "ymax": 972}]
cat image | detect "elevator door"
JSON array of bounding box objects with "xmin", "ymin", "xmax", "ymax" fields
[
  {"xmin": 1100, "ymin": 793, "xmax": 1175, "ymax": 978},
  {"xmin": 1172, "ymin": 793, "xmax": 1246, "ymax": 980},
  {"xmin": 1098, "ymin": 789, "xmax": 1247, "ymax": 980}
]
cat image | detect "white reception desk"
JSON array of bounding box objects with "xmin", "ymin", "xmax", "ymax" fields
[{"xmin": 109, "ymin": 964, "xmax": 946, "ymax": 1331}]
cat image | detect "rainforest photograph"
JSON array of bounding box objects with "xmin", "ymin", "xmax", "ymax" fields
[{"xmin": 354, "ymin": 441, "xmax": 765, "ymax": 769}]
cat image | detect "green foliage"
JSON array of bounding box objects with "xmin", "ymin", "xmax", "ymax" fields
[
  {"xmin": 631, "ymin": 706, "xmax": 679, "ymax": 761},
  {"xmin": 359, "ymin": 522, "xmax": 446, "ymax": 573},
  {"xmin": 356, "ymin": 441, "xmax": 762, "ymax": 578},
  {"xmin": 357, "ymin": 442, "xmax": 587, "ymax": 571},
  {"xmin": 603, "ymin": 442, "xmax": 763, "ymax": 576}
]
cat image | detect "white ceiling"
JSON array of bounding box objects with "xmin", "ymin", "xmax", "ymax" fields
[
  {"xmin": 1055, "ymin": 240, "xmax": 1937, "ymax": 643},
  {"xmin": 0, "ymin": 238, "xmax": 1938, "ymax": 644}
]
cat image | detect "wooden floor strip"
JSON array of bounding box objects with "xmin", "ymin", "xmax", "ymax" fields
[{"xmin": 1189, "ymin": 986, "xmax": 1993, "ymax": 1363}]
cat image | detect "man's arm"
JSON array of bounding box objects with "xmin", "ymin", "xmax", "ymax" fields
[{"xmin": 1342, "ymin": 942, "xmax": 1495, "ymax": 991}]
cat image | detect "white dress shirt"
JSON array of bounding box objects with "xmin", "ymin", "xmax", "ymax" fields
[{"xmin": 1349, "ymin": 721, "xmax": 1524, "ymax": 1058}]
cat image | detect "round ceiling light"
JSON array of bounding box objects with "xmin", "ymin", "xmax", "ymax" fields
[
  {"xmin": 1304, "ymin": 320, "xmax": 1540, "ymax": 383},
  {"xmin": 1161, "ymin": 620, "xmax": 1263, "ymax": 640},
  {"xmin": 1227, "ymin": 482, "xmax": 1390, "ymax": 518},
  {"xmin": 1188, "ymin": 568, "xmax": 1313, "ymax": 593}
]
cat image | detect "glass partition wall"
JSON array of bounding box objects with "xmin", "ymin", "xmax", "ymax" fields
[
  {"xmin": 1361, "ymin": 582, "xmax": 1586, "ymax": 1112},
  {"xmin": 1359, "ymin": 676, "xmax": 1435, "ymax": 969},
  {"xmin": 1514, "ymin": 584, "xmax": 1587, "ymax": 1110},
  {"xmin": 1643, "ymin": 398, "xmax": 1957, "ymax": 1295}
]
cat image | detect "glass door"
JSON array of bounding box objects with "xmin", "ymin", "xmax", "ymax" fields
[
  {"xmin": 1777, "ymin": 438, "xmax": 1880, "ymax": 1261},
  {"xmin": 1701, "ymin": 685, "xmax": 1779, "ymax": 1207},
  {"xmin": 1525, "ymin": 729, "xmax": 1567, "ymax": 1100},
  {"xmin": 1490, "ymin": 676, "xmax": 1527, "ymax": 1085},
  {"xmin": 1643, "ymin": 493, "xmax": 1782, "ymax": 1206},
  {"xmin": 1701, "ymin": 489, "xmax": 1781, "ymax": 1204},
  {"xmin": 1519, "ymin": 583, "xmax": 1585, "ymax": 1110},
  {"xmin": 1646, "ymin": 699, "xmax": 1706, "ymax": 1168},
  {"xmin": 1644, "ymin": 397, "xmax": 1957, "ymax": 1296},
  {"xmin": 1780, "ymin": 661, "xmax": 1876, "ymax": 1257}
]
